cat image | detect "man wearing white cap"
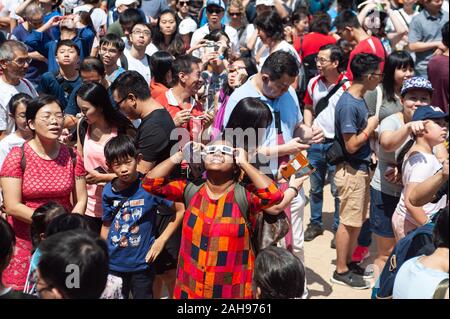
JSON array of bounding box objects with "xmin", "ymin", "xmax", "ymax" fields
[
  {"xmin": 179, "ymin": 17, "xmax": 198, "ymax": 50},
  {"xmin": 107, "ymin": 0, "xmax": 139, "ymax": 27},
  {"xmin": 190, "ymin": 0, "xmax": 239, "ymax": 58}
]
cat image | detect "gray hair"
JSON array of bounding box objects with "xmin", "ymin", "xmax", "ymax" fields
[
  {"xmin": 24, "ymin": 3, "xmax": 44, "ymax": 20},
  {"xmin": 0, "ymin": 40, "xmax": 29, "ymax": 62}
]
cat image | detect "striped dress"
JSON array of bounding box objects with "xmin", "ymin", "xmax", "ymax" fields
[{"xmin": 142, "ymin": 177, "xmax": 283, "ymax": 299}]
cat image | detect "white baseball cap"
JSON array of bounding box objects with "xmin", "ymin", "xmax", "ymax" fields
[
  {"xmin": 255, "ymin": 0, "xmax": 274, "ymax": 6},
  {"xmin": 179, "ymin": 18, "xmax": 198, "ymax": 35},
  {"xmin": 115, "ymin": 0, "xmax": 138, "ymax": 8}
]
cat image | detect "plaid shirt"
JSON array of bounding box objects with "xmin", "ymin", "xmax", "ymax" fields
[{"xmin": 142, "ymin": 177, "xmax": 283, "ymax": 299}]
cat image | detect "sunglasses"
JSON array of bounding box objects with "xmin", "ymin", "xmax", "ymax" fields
[
  {"xmin": 179, "ymin": 1, "xmax": 190, "ymax": 6},
  {"xmin": 229, "ymin": 12, "xmax": 242, "ymax": 17},
  {"xmin": 204, "ymin": 144, "xmax": 234, "ymax": 155},
  {"xmin": 207, "ymin": 6, "xmax": 224, "ymax": 14}
]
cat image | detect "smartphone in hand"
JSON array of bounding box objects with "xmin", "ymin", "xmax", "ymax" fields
[{"xmin": 94, "ymin": 166, "xmax": 108, "ymax": 174}]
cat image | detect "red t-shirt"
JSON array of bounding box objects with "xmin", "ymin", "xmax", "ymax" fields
[
  {"xmin": 300, "ymin": 32, "xmax": 337, "ymax": 58},
  {"xmin": 346, "ymin": 36, "xmax": 386, "ymax": 81}
]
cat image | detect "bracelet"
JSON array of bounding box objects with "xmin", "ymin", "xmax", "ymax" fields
[
  {"xmin": 361, "ymin": 130, "xmax": 369, "ymax": 140},
  {"xmin": 288, "ymin": 186, "xmax": 299, "ymax": 197}
]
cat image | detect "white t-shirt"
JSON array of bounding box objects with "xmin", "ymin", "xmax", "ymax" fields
[
  {"xmin": 304, "ymin": 74, "xmax": 350, "ymax": 139},
  {"xmin": 122, "ymin": 37, "xmax": 158, "ymax": 56},
  {"xmin": 395, "ymin": 152, "xmax": 447, "ymax": 224},
  {"xmin": 258, "ymin": 40, "xmax": 302, "ymax": 71},
  {"xmin": 0, "ymin": 77, "xmax": 38, "ymax": 133},
  {"xmin": 190, "ymin": 24, "xmax": 239, "ymax": 58},
  {"xmin": 0, "ymin": 132, "xmax": 25, "ymax": 169},
  {"xmin": 118, "ymin": 49, "xmax": 151, "ymax": 84},
  {"xmin": 73, "ymin": 5, "xmax": 107, "ymax": 33}
]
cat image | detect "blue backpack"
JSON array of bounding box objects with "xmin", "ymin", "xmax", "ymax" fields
[{"xmin": 373, "ymin": 223, "xmax": 436, "ymax": 299}]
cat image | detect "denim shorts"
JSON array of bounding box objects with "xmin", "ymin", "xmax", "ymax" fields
[{"xmin": 369, "ymin": 187, "xmax": 399, "ymax": 238}]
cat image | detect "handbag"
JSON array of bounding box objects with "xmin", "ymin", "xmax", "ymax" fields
[{"xmin": 326, "ymin": 139, "xmax": 346, "ymax": 166}]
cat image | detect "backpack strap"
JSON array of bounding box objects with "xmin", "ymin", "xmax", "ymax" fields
[
  {"xmin": 233, "ymin": 182, "xmax": 259, "ymax": 255},
  {"xmin": 20, "ymin": 143, "xmax": 26, "ymax": 172},
  {"xmin": 433, "ymin": 278, "xmax": 449, "ymax": 299},
  {"xmin": 183, "ymin": 179, "xmax": 206, "ymax": 208},
  {"xmin": 145, "ymin": 54, "xmax": 151, "ymax": 69},
  {"xmin": 78, "ymin": 117, "xmax": 89, "ymax": 148},
  {"xmin": 119, "ymin": 54, "xmax": 128, "ymax": 70}
]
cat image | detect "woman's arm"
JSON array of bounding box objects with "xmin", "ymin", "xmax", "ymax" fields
[
  {"xmin": 235, "ymin": 148, "xmax": 274, "ymax": 189},
  {"xmin": 72, "ymin": 177, "xmax": 87, "ymax": 214},
  {"xmin": 264, "ymin": 175, "xmax": 309, "ymax": 215},
  {"xmin": 14, "ymin": 0, "xmax": 35, "ymax": 18},
  {"xmin": 410, "ymin": 160, "xmax": 448, "ymax": 207},
  {"xmin": 404, "ymin": 182, "xmax": 429, "ymax": 225},
  {"xmin": 1, "ymin": 177, "xmax": 35, "ymax": 223}
]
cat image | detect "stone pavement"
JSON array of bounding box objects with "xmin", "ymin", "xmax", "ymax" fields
[{"xmin": 302, "ymin": 180, "xmax": 377, "ymax": 299}]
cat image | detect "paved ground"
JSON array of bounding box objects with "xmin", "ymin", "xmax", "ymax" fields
[{"xmin": 302, "ymin": 180, "xmax": 376, "ymax": 299}]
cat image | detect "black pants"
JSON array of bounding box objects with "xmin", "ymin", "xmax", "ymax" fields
[{"xmin": 109, "ymin": 269, "xmax": 155, "ymax": 299}]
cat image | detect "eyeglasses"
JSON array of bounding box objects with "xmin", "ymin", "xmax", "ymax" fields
[
  {"xmin": 207, "ymin": 6, "xmax": 224, "ymax": 14},
  {"xmin": 115, "ymin": 95, "xmax": 129, "ymax": 107},
  {"xmin": 38, "ymin": 112, "xmax": 65, "ymax": 123},
  {"xmin": 315, "ymin": 57, "xmax": 331, "ymax": 65},
  {"xmin": 10, "ymin": 57, "xmax": 32, "ymax": 67},
  {"xmin": 179, "ymin": 1, "xmax": 190, "ymax": 6},
  {"xmin": 229, "ymin": 12, "xmax": 242, "ymax": 17},
  {"xmin": 132, "ymin": 29, "xmax": 151, "ymax": 36},
  {"xmin": 204, "ymin": 144, "xmax": 234, "ymax": 155}
]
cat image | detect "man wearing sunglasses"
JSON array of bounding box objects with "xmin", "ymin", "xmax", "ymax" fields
[
  {"xmin": 0, "ymin": 40, "xmax": 38, "ymax": 140},
  {"xmin": 190, "ymin": 0, "xmax": 239, "ymax": 58}
]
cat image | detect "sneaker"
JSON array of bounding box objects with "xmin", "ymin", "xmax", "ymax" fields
[
  {"xmin": 304, "ymin": 223, "xmax": 324, "ymax": 242},
  {"xmin": 330, "ymin": 234, "xmax": 336, "ymax": 249},
  {"xmin": 331, "ymin": 270, "xmax": 370, "ymax": 290},
  {"xmin": 348, "ymin": 262, "xmax": 374, "ymax": 279},
  {"xmin": 351, "ymin": 245, "xmax": 370, "ymax": 264}
]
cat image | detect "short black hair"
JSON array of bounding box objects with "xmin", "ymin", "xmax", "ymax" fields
[
  {"xmin": 254, "ymin": 10, "xmax": 284, "ymax": 42},
  {"xmin": 80, "ymin": 57, "xmax": 105, "ymax": 76},
  {"xmin": 434, "ymin": 206, "xmax": 449, "ymax": 249},
  {"xmin": 99, "ymin": 33, "xmax": 125, "ymax": 52},
  {"xmin": 310, "ymin": 12, "xmax": 331, "ymax": 35},
  {"xmin": 26, "ymin": 94, "xmax": 63, "ymax": 125},
  {"xmin": 38, "ymin": 229, "xmax": 109, "ymax": 299},
  {"xmin": 45, "ymin": 213, "xmax": 91, "ymax": 238},
  {"xmin": 104, "ymin": 135, "xmax": 138, "ymax": 164},
  {"xmin": 119, "ymin": 8, "xmax": 145, "ymax": 30},
  {"xmin": 291, "ymin": 7, "xmax": 309, "ymax": 24},
  {"xmin": 172, "ymin": 54, "xmax": 198, "ymax": 84},
  {"xmin": 319, "ymin": 44, "xmax": 344, "ymax": 71},
  {"xmin": 253, "ymin": 246, "xmax": 305, "ymax": 299},
  {"xmin": 442, "ymin": 21, "xmax": 449, "ymax": 48},
  {"xmin": 110, "ymin": 70, "xmax": 151, "ymax": 101},
  {"xmin": 55, "ymin": 39, "xmax": 80, "ymax": 56},
  {"xmin": 337, "ymin": 0, "xmax": 353, "ymax": 10},
  {"xmin": 333, "ymin": 9, "xmax": 361, "ymax": 30},
  {"xmin": 30, "ymin": 202, "xmax": 68, "ymax": 249},
  {"xmin": 261, "ymin": 51, "xmax": 299, "ymax": 80},
  {"xmin": 0, "ymin": 217, "xmax": 15, "ymax": 274},
  {"xmin": 350, "ymin": 53, "xmax": 382, "ymax": 82}
]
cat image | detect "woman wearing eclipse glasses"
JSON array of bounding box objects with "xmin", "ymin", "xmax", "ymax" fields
[{"xmin": 142, "ymin": 138, "xmax": 284, "ymax": 299}]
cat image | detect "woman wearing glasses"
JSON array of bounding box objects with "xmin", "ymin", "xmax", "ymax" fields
[
  {"xmin": 0, "ymin": 95, "xmax": 87, "ymax": 291},
  {"xmin": 142, "ymin": 138, "xmax": 284, "ymax": 299}
]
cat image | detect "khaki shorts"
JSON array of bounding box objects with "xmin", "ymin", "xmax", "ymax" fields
[{"xmin": 334, "ymin": 163, "xmax": 370, "ymax": 227}]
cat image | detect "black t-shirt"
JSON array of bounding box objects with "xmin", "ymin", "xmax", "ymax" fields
[{"xmin": 136, "ymin": 108, "xmax": 176, "ymax": 165}]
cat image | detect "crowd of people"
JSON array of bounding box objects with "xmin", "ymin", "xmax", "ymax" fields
[{"xmin": 0, "ymin": 0, "xmax": 448, "ymax": 299}]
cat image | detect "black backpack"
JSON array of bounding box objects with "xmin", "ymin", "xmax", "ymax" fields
[
  {"xmin": 119, "ymin": 53, "xmax": 152, "ymax": 73},
  {"xmin": 373, "ymin": 223, "xmax": 435, "ymax": 299}
]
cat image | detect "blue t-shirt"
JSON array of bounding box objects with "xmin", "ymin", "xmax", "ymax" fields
[
  {"xmin": 38, "ymin": 72, "xmax": 81, "ymax": 109},
  {"xmin": 11, "ymin": 24, "xmax": 48, "ymax": 84},
  {"xmin": 335, "ymin": 91, "xmax": 371, "ymax": 170},
  {"xmin": 102, "ymin": 174, "xmax": 173, "ymax": 273}
]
